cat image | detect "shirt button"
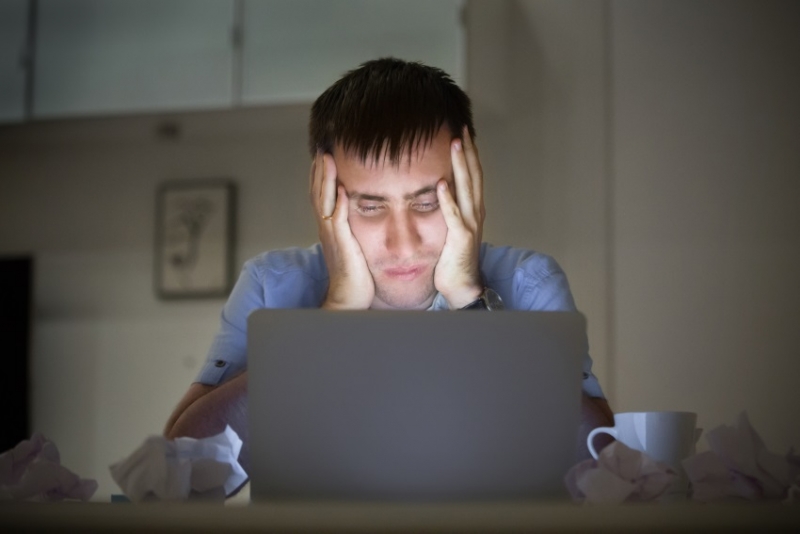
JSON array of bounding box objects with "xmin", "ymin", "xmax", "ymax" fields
[{"xmin": 215, "ymin": 360, "xmax": 227, "ymax": 368}]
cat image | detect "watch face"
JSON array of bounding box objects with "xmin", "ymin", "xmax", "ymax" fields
[
  {"xmin": 484, "ymin": 288, "xmax": 505, "ymax": 310},
  {"xmin": 462, "ymin": 297, "xmax": 488, "ymax": 310},
  {"xmin": 460, "ymin": 288, "xmax": 505, "ymax": 310}
]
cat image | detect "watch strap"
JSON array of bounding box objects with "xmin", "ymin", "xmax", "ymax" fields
[
  {"xmin": 460, "ymin": 287, "xmax": 504, "ymax": 310},
  {"xmin": 461, "ymin": 295, "xmax": 488, "ymax": 310}
]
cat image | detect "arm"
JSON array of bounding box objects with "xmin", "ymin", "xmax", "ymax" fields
[
  {"xmin": 576, "ymin": 393, "xmax": 614, "ymax": 462},
  {"xmin": 164, "ymin": 372, "xmax": 250, "ymax": 495},
  {"xmin": 160, "ymin": 153, "xmax": 356, "ymax": 495},
  {"xmin": 434, "ymin": 127, "xmax": 486, "ymax": 308},
  {"xmin": 311, "ymin": 151, "xmax": 376, "ymax": 310},
  {"xmin": 434, "ymin": 130, "xmax": 614, "ymax": 460},
  {"xmin": 436, "ymin": 130, "xmax": 614, "ymax": 461}
]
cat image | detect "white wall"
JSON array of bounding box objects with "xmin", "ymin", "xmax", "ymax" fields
[
  {"xmin": 611, "ymin": 0, "xmax": 800, "ymax": 450},
  {"xmin": 0, "ymin": 107, "xmax": 315, "ymax": 499},
  {"xmin": 1, "ymin": 0, "xmax": 798, "ymax": 500},
  {"xmin": 496, "ymin": 0, "xmax": 611, "ymax": 395}
]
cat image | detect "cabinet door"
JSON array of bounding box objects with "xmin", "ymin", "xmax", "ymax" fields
[
  {"xmin": 34, "ymin": 0, "xmax": 235, "ymax": 118},
  {"xmin": 241, "ymin": 0, "xmax": 465, "ymax": 105},
  {"xmin": 0, "ymin": 0, "xmax": 29, "ymax": 123}
]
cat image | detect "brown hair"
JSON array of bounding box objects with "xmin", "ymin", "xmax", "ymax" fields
[{"xmin": 309, "ymin": 57, "xmax": 474, "ymax": 165}]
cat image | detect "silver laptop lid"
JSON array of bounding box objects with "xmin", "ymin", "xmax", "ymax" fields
[{"xmin": 248, "ymin": 310, "xmax": 586, "ymax": 502}]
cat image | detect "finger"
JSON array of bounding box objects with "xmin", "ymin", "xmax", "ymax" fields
[
  {"xmin": 462, "ymin": 126, "xmax": 483, "ymax": 213},
  {"xmin": 332, "ymin": 185, "xmax": 349, "ymax": 225},
  {"xmin": 321, "ymin": 153, "xmax": 338, "ymax": 218},
  {"xmin": 436, "ymin": 179, "xmax": 466, "ymax": 232},
  {"xmin": 308, "ymin": 156, "xmax": 315, "ymax": 193},
  {"xmin": 451, "ymin": 138, "xmax": 476, "ymax": 227},
  {"xmin": 331, "ymin": 185, "xmax": 357, "ymax": 251},
  {"xmin": 312, "ymin": 152, "xmax": 328, "ymax": 217},
  {"xmin": 309, "ymin": 153, "xmax": 319, "ymax": 206}
]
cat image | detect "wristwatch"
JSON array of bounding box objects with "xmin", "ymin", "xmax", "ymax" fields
[{"xmin": 460, "ymin": 287, "xmax": 505, "ymax": 310}]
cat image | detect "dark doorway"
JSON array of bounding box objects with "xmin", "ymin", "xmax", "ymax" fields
[{"xmin": 0, "ymin": 256, "xmax": 32, "ymax": 452}]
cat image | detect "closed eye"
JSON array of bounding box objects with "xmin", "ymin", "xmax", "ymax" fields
[
  {"xmin": 356, "ymin": 204, "xmax": 385, "ymax": 216},
  {"xmin": 411, "ymin": 191, "xmax": 440, "ymax": 213},
  {"xmin": 412, "ymin": 201, "xmax": 440, "ymax": 212}
]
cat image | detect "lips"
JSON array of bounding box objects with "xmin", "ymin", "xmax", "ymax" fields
[{"xmin": 383, "ymin": 265, "xmax": 426, "ymax": 281}]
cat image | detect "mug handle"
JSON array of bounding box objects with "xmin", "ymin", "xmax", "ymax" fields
[{"xmin": 587, "ymin": 426, "xmax": 617, "ymax": 459}]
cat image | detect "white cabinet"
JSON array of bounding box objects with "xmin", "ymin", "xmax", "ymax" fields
[
  {"xmin": 0, "ymin": 0, "xmax": 29, "ymax": 123},
  {"xmin": 27, "ymin": 0, "xmax": 467, "ymax": 119},
  {"xmin": 241, "ymin": 0, "xmax": 465, "ymax": 105},
  {"xmin": 33, "ymin": 0, "xmax": 235, "ymax": 118}
]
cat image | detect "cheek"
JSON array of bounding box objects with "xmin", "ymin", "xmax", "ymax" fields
[
  {"xmin": 347, "ymin": 217, "xmax": 381, "ymax": 256},
  {"xmin": 419, "ymin": 213, "xmax": 448, "ymax": 251}
]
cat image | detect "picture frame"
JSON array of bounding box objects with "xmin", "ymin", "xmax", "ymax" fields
[{"xmin": 155, "ymin": 179, "xmax": 236, "ymax": 299}]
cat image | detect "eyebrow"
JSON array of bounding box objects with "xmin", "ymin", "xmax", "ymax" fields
[{"xmin": 348, "ymin": 184, "xmax": 440, "ymax": 202}]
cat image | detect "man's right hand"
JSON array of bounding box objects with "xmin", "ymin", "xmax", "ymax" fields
[{"xmin": 310, "ymin": 152, "xmax": 375, "ymax": 310}]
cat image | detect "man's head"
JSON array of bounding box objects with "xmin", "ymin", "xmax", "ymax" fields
[
  {"xmin": 309, "ymin": 58, "xmax": 476, "ymax": 310},
  {"xmin": 309, "ymin": 58, "xmax": 475, "ymax": 165}
]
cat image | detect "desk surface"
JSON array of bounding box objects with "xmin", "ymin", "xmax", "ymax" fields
[{"xmin": 2, "ymin": 501, "xmax": 799, "ymax": 533}]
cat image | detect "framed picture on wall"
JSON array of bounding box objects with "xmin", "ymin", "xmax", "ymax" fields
[{"xmin": 155, "ymin": 179, "xmax": 236, "ymax": 299}]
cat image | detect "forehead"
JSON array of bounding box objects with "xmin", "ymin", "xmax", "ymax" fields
[{"xmin": 333, "ymin": 128, "xmax": 453, "ymax": 193}]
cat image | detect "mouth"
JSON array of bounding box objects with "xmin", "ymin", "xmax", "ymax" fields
[{"xmin": 383, "ymin": 265, "xmax": 426, "ymax": 281}]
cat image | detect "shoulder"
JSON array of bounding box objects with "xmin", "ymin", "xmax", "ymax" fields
[
  {"xmin": 241, "ymin": 244, "xmax": 328, "ymax": 308},
  {"xmin": 244, "ymin": 244, "xmax": 328, "ymax": 282},
  {"xmin": 479, "ymin": 243, "xmax": 576, "ymax": 311},
  {"xmin": 480, "ymin": 243, "xmax": 565, "ymax": 281}
]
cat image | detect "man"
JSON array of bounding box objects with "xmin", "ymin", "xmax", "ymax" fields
[{"xmin": 164, "ymin": 58, "xmax": 613, "ymax": 490}]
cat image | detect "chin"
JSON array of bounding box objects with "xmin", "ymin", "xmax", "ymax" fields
[{"xmin": 373, "ymin": 281, "xmax": 437, "ymax": 310}]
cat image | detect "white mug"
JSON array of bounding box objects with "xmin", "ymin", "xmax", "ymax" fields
[{"xmin": 587, "ymin": 411, "xmax": 698, "ymax": 497}]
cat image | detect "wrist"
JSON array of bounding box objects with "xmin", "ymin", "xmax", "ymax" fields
[
  {"xmin": 321, "ymin": 297, "xmax": 369, "ymax": 311},
  {"xmin": 443, "ymin": 285, "xmax": 484, "ymax": 310},
  {"xmin": 459, "ymin": 287, "xmax": 505, "ymax": 311},
  {"xmin": 321, "ymin": 284, "xmax": 372, "ymax": 310}
]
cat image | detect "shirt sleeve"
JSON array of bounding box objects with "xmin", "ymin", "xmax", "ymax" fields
[
  {"xmin": 194, "ymin": 260, "xmax": 264, "ymax": 386},
  {"xmin": 513, "ymin": 257, "xmax": 606, "ymax": 399}
]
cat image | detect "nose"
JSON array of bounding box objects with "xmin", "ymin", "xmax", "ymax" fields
[{"xmin": 384, "ymin": 211, "xmax": 422, "ymax": 259}]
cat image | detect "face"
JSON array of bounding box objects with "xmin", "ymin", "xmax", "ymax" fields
[{"xmin": 333, "ymin": 127, "xmax": 454, "ymax": 310}]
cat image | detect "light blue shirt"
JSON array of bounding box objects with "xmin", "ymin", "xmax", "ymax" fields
[{"xmin": 196, "ymin": 243, "xmax": 605, "ymax": 398}]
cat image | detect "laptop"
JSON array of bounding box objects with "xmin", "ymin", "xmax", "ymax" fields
[{"xmin": 247, "ymin": 309, "xmax": 586, "ymax": 502}]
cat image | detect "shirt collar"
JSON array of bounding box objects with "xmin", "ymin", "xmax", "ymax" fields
[{"xmin": 427, "ymin": 292, "xmax": 450, "ymax": 311}]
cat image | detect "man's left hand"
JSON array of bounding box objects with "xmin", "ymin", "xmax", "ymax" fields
[{"xmin": 434, "ymin": 127, "xmax": 485, "ymax": 309}]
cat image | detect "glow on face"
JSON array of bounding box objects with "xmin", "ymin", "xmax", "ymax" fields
[{"xmin": 333, "ymin": 128, "xmax": 454, "ymax": 310}]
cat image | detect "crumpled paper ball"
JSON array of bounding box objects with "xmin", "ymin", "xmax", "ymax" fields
[
  {"xmin": 109, "ymin": 425, "xmax": 247, "ymax": 502},
  {"xmin": 682, "ymin": 411, "xmax": 799, "ymax": 502},
  {"xmin": 0, "ymin": 433, "xmax": 98, "ymax": 502},
  {"xmin": 565, "ymin": 441, "xmax": 678, "ymax": 504}
]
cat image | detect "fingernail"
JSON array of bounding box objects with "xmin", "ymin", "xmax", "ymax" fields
[
  {"xmin": 438, "ymin": 181, "xmax": 447, "ymax": 191},
  {"xmin": 453, "ymin": 140, "xmax": 462, "ymax": 151}
]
